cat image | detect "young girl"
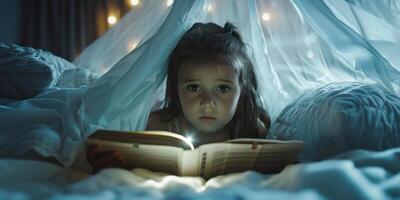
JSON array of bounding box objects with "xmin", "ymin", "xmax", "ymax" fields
[{"xmin": 87, "ymin": 22, "xmax": 271, "ymax": 173}]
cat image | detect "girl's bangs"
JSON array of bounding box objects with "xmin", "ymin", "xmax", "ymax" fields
[{"xmin": 178, "ymin": 52, "xmax": 244, "ymax": 73}]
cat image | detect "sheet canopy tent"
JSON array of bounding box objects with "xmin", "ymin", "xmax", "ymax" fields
[
  {"xmin": 0, "ymin": 0, "xmax": 399, "ymax": 167},
  {"xmin": 74, "ymin": 0, "xmax": 400, "ymax": 125}
]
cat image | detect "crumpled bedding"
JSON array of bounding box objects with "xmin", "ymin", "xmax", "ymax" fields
[
  {"xmin": 269, "ymin": 82, "xmax": 400, "ymax": 161},
  {"xmin": 0, "ymin": 147, "xmax": 399, "ymax": 200},
  {"xmin": 0, "ymin": 43, "xmax": 76, "ymax": 99}
]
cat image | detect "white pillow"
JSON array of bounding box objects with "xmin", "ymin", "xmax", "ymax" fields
[
  {"xmin": 268, "ymin": 82, "xmax": 400, "ymax": 161},
  {"xmin": 0, "ymin": 43, "xmax": 76, "ymax": 99}
]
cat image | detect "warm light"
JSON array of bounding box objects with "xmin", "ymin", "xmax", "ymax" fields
[
  {"xmin": 130, "ymin": 0, "xmax": 140, "ymax": 6},
  {"xmin": 203, "ymin": 4, "xmax": 213, "ymax": 12},
  {"xmin": 207, "ymin": 5, "xmax": 213, "ymax": 12},
  {"xmin": 107, "ymin": 15, "xmax": 117, "ymax": 25},
  {"xmin": 128, "ymin": 41, "xmax": 138, "ymax": 51},
  {"xmin": 262, "ymin": 12, "xmax": 270, "ymax": 21},
  {"xmin": 141, "ymin": 174, "xmax": 204, "ymax": 191},
  {"xmin": 166, "ymin": 0, "xmax": 173, "ymax": 7},
  {"xmin": 186, "ymin": 136, "xmax": 193, "ymax": 144}
]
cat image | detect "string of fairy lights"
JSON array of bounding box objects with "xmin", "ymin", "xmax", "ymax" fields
[
  {"xmin": 107, "ymin": 0, "xmax": 175, "ymax": 26},
  {"xmin": 100, "ymin": 0, "xmax": 283, "ymax": 74},
  {"xmin": 106, "ymin": 0, "xmax": 271, "ymax": 27},
  {"xmin": 105, "ymin": 0, "xmax": 272, "ymax": 53}
]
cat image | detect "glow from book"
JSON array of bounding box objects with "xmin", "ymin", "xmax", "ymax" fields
[
  {"xmin": 141, "ymin": 174, "xmax": 224, "ymax": 193},
  {"xmin": 186, "ymin": 136, "xmax": 193, "ymax": 143},
  {"xmin": 136, "ymin": 131, "xmax": 195, "ymax": 150},
  {"xmin": 87, "ymin": 130, "xmax": 304, "ymax": 178}
]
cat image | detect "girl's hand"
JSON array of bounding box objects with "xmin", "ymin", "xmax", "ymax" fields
[{"xmin": 87, "ymin": 144, "xmax": 126, "ymax": 173}]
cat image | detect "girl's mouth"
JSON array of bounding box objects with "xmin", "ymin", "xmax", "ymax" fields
[{"xmin": 199, "ymin": 116, "xmax": 216, "ymax": 122}]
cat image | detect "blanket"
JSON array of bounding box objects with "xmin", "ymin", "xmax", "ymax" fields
[{"xmin": 1, "ymin": 147, "xmax": 399, "ymax": 200}]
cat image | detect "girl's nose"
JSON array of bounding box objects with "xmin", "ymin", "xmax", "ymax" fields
[{"xmin": 200, "ymin": 91, "xmax": 216, "ymax": 107}]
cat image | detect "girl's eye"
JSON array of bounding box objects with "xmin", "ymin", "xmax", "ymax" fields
[
  {"xmin": 216, "ymin": 85, "xmax": 231, "ymax": 93},
  {"xmin": 186, "ymin": 84, "xmax": 201, "ymax": 92}
]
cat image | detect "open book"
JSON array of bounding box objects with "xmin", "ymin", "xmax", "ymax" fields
[{"xmin": 87, "ymin": 130, "xmax": 304, "ymax": 179}]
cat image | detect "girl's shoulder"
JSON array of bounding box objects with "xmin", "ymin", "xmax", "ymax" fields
[
  {"xmin": 257, "ymin": 110, "xmax": 270, "ymax": 138},
  {"xmin": 146, "ymin": 110, "xmax": 170, "ymax": 131},
  {"xmin": 257, "ymin": 118, "xmax": 268, "ymax": 138}
]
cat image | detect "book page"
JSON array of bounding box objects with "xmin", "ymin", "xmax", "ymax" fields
[
  {"xmin": 90, "ymin": 130, "xmax": 194, "ymax": 150},
  {"xmin": 196, "ymin": 143, "xmax": 256, "ymax": 179},
  {"xmin": 196, "ymin": 141, "xmax": 303, "ymax": 179},
  {"xmin": 87, "ymin": 139, "xmax": 184, "ymax": 175},
  {"xmin": 252, "ymin": 143, "xmax": 303, "ymax": 173},
  {"xmin": 227, "ymin": 138, "xmax": 303, "ymax": 144},
  {"xmin": 180, "ymin": 150, "xmax": 200, "ymax": 176}
]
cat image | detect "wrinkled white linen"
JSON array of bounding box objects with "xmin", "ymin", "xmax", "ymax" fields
[
  {"xmin": 0, "ymin": 147, "xmax": 399, "ymax": 199},
  {"xmin": 0, "ymin": 43, "xmax": 75, "ymax": 99},
  {"xmin": 269, "ymin": 82, "xmax": 400, "ymax": 161},
  {"xmin": 0, "ymin": 0, "xmax": 399, "ymax": 171}
]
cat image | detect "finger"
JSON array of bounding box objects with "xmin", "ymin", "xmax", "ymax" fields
[
  {"xmin": 88, "ymin": 146, "xmax": 116, "ymax": 162},
  {"xmin": 93, "ymin": 159, "xmax": 124, "ymax": 173},
  {"xmin": 92, "ymin": 150, "xmax": 123, "ymax": 167},
  {"xmin": 107, "ymin": 158, "xmax": 125, "ymax": 168},
  {"xmin": 92, "ymin": 153, "xmax": 125, "ymax": 173},
  {"xmin": 86, "ymin": 144, "xmax": 100, "ymax": 159}
]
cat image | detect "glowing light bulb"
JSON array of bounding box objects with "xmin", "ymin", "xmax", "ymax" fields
[
  {"xmin": 130, "ymin": 0, "xmax": 140, "ymax": 6},
  {"xmin": 166, "ymin": 0, "xmax": 173, "ymax": 7},
  {"xmin": 262, "ymin": 12, "xmax": 270, "ymax": 21},
  {"xmin": 203, "ymin": 4, "xmax": 213, "ymax": 12},
  {"xmin": 207, "ymin": 5, "xmax": 213, "ymax": 12},
  {"xmin": 107, "ymin": 15, "xmax": 117, "ymax": 25}
]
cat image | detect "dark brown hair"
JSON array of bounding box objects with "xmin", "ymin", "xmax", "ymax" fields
[{"xmin": 161, "ymin": 22, "xmax": 270, "ymax": 138}]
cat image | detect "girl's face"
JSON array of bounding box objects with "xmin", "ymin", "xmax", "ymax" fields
[{"xmin": 177, "ymin": 61, "xmax": 241, "ymax": 134}]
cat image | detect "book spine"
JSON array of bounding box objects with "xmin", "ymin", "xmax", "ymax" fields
[{"xmin": 180, "ymin": 150, "xmax": 200, "ymax": 176}]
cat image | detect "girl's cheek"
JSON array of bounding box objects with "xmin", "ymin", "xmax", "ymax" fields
[
  {"xmin": 220, "ymin": 92, "xmax": 238, "ymax": 100},
  {"xmin": 179, "ymin": 89, "xmax": 192, "ymax": 97},
  {"xmin": 181, "ymin": 92, "xmax": 200, "ymax": 102},
  {"xmin": 183, "ymin": 92, "xmax": 197, "ymax": 98}
]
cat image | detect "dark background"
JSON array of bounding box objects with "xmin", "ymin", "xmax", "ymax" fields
[
  {"xmin": 0, "ymin": 0, "xmax": 131, "ymax": 61},
  {"xmin": 0, "ymin": 0, "xmax": 21, "ymax": 45}
]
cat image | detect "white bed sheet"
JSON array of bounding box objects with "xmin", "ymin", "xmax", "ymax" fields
[{"xmin": 1, "ymin": 147, "xmax": 399, "ymax": 200}]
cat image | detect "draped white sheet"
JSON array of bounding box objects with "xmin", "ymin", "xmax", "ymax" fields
[
  {"xmin": 0, "ymin": 0, "xmax": 399, "ymax": 167},
  {"xmin": 74, "ymin": 0, "xmax": 400, "ymax": 122}
]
